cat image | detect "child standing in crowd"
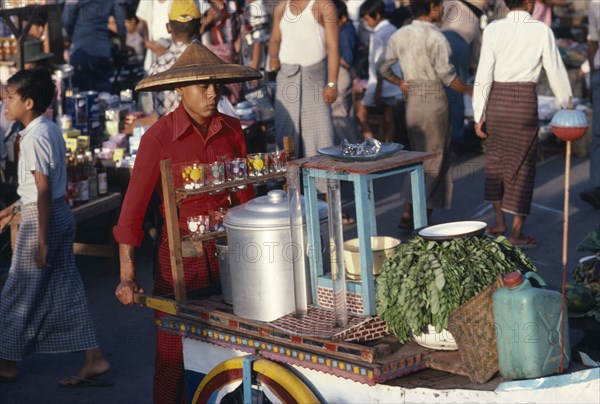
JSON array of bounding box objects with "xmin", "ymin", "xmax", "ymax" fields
[
  {"xmin": 357, "ymin": 0, "xmax": 403, "ymax": 143},
  {"xmin": 473, "ymin": 0, "xmax": 571, "ymax": 248},
  {"xmin": 125, "ymin": 7, "xmax": 146, "ymax": 64},
  {"xmin": 0, "ymin": 69, "xmax": 110, "ymax": 386},
  {"xmin": 378, "ymin": 0, "xmax": 472, "ymax": 228}
]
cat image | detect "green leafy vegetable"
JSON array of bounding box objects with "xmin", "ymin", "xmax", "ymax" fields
[
  {"xmin": 576, "ymin": 225, "xmax": 600, "ymax": 253},
  {"xmin": 376, "ymin": 235, "xmax": 536, "ymax": 343}
]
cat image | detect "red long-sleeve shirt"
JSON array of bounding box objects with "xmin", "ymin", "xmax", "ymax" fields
[{"xmin": 113, "ymin": 104, "xmax": 254, "ymax": 247}]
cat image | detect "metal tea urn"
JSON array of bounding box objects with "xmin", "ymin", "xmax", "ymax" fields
[{"xmin": 224, "ymin": 190, "xmax": 328, "ymax": 322}]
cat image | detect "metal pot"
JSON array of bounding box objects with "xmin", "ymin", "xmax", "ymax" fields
[
  {"xmin": 224, "ymin": 190, "xmax": 328, "ymax": 322},
  {"xmin": 215, "ymin": 238, "xmax": 232, "ymax": 305}
]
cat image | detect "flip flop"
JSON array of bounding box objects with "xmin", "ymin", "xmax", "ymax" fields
[
  {"xmin": 486, "ymin": 225, "xmax": 506, "ymax": 236},
  {"xmin": 510, "ymin": 236, "xmax": 538, "ymax": 250},
  {"xmin": 59, "ymin": 373, "xmax": 114, "ymax": 388}
]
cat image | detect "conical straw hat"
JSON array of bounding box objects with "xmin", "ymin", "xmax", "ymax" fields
[{"xmin": 135, "ymin": 40, "xmax": 262, "ymax": 92}]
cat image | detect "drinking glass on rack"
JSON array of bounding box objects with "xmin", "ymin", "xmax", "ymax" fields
[
  {"xmin": 180, "ymin": 162, "xmax": 205, "ymax": 189},
  {"xmin": 227, "ymin": 157, "xmax": 248, "ymax": 191},
  {"xmin": 187, "ymin": 215, "xmax": 210, "ymax": 236},
  {"xmin": 269, "ymin": 149, "xmax": 287, "ymax": 173},
  {"xmin": 247, "ymin": 153, "xmax": 268, "ymax": 179},
  {"xmin": 207, "ymin": 161, "xmax": 225, "ymax": 192}
]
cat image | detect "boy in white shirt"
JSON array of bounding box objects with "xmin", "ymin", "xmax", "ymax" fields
[{"xmin": 0, "ymin": 69, "xmax": 110, "ymax": 386}]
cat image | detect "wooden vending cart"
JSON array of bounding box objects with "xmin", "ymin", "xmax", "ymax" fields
[{"xmin": 134, "ymin": 156, "xmax": 599, "ymax": 403}]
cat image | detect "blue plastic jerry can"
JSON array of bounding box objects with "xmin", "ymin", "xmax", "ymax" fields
[{"xmin": 492, "ymin": 271, "xmax": 571, "ymax": 380}]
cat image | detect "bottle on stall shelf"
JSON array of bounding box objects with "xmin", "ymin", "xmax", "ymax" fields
[
  {"xmin": 85, "ymin": 151, "xmax": 98, "ymax": 201},
  {"xmin": 95, "ymin": 155, "xmax": 108, "ymax": 196},
  {"xmin": 65, "ymin": 154, "xmax": 77, "ymax": 208},
  {"xmin": 1, "ymin": 39, "xmax": 10, "ymax": 62},
  {"xmin": 0, "ymin": 39, "xmax": 6, "ymax": 62},
  {"xmin": 75, "ymin": 151, "xmax": 90, "ymax": 206}
]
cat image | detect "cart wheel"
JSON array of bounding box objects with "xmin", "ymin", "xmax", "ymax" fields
[{"xmin": 192, "ymin": 356, "xmax": 319, "ymax": 404}]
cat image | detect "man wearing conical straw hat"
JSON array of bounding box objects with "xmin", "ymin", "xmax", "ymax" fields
[{"xmin": 113, "ymin": 19, "xmax": 261, "ymax": 400}]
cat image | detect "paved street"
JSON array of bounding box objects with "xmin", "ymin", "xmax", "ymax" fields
[{"xmin": 0, "ymin": 144, "xmax": 598, "ymax": 404}]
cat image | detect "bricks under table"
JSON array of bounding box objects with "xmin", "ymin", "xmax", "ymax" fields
[{"xmin": 9, "ymin": 192, "xmax": 122, "ymax": 272}]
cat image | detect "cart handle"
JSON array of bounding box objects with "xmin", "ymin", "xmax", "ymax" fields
[{"xmin": 134, "ymin": 293, "xmax": 178, "ymax": 315}]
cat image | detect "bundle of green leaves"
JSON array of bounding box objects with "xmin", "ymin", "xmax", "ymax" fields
[
  {"xmin": 376, "ymin": 235, "xmax": 536, "ymax": 343},
  {"xmin": 573, "ymin": 225, "xmax": 600, "ymax": 292}
]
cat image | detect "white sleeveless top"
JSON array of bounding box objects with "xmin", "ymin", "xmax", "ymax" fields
[{"xmin": 278, "ymin": 0, "xmax": 326, "ymax": 66}]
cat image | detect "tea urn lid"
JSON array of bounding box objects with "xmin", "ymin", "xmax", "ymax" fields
[{"xmin": 224, "ymin": 190, "xmax": 328, "ymax": 229}]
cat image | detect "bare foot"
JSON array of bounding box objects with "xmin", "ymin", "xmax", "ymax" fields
[
  {"xmin": 486, "ymin": 224, "xmax": 506, "ymax": 235},
  {"xmin": 508, "ymin": 235, "xmax": 538, "ymax": 249},
  {"xmin": 0, "ymin": 359, "xmax": 18, "ymax": 381},
  {"xmin": 398, "ymin": 215, "xmax": 413, "ymax": 230}
]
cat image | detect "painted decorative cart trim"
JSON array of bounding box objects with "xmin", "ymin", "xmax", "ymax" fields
[
  {"xmin": 183, "ymin": 339, "xmax": 600, "ymax": 404},
  {"xmin": 173, "ymin": 298, "xmax": 393, "ymax": 363},
  {"xmin": 156, "ymin": 317, "xmax": 427, "ymax": 385}
]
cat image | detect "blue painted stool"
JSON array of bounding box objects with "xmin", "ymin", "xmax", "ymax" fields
[{"xmin": 288, "ymin": 151, "xmax": 435, "ymax": 316}]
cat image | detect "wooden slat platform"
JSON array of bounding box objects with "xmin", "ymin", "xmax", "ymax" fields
[{"xmin": 176, "ymin": 295, "xmax": 393, "ymax": 364}]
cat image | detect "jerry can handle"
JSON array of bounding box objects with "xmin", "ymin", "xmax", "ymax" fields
[{"xmin": 523, "ymin": 271, "xmax": 547, "ymax": 288}]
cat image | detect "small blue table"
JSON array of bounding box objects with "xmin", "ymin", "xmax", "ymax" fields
[{"xmin": 288, "ymin": 151, "xmax": 436, "ymax": 316}]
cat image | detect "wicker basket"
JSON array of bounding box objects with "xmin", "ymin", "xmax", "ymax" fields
[{"xmin": 447, "ymin": 275, "xmax": 504, "ymax": 384}]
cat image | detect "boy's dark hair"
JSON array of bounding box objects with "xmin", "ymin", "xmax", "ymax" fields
[
  {"xmin": 7, "ymin": 68, "xmax": 55, "ymax": 115},
  {"xmin": 26, "ymin": 13, "xmax": 47, "ymax": 27},
  {"xmin": 505, "ymin": 0, "xmax": 529, "ymax": 9},
  {"xmin": 168, "ymin": 19, "xmax": 201, "ymax": 38},
  {"xmin": 411, "ymin": 0, "xmax": 442, "ymax": 17},
  {"xmin": 333, "ymin": 0, "xmax": 349, "ymax": 19},
  {"xmin": 125, "ymin": 6, "xmax": 138, "ymax": 21},
  {"xmin": 359, "ymin": 0, "xmax": 386, "ymax": 19}
]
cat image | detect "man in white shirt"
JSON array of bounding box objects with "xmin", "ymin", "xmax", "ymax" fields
[
  {"xmin": 473, "ymin": 0, "xmax": 571, "ymax": 248},
  {"xmin": 580, "ymin": 0, "xmax": 600, "ymax": 209},
  {"xmin": 137, "ymin": 0, "xmax": 173, "ymax": 71}
]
